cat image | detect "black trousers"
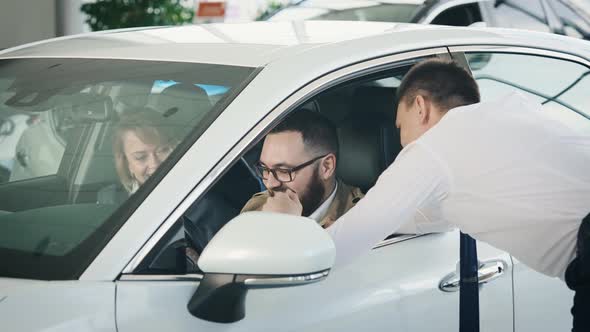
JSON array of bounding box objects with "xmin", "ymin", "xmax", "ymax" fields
[{"xmin": 565, "ymin": 212, "xmax": 590, "ymax": 332}]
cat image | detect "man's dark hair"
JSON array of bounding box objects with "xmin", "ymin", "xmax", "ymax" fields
[
  {"xmin": 270, "ymin": 110, "xmax": 339, "ymax": 158},
  {"xmin": 397, "ymin": 59, "xmax": 480, "ymax": 112}
]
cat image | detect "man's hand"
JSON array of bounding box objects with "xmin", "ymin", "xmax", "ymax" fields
[{"xmin": 261, "ymin": 189, "xmax": 303, "ymax": 216}]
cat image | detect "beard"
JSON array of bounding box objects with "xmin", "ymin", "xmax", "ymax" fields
[
  {"xmin": 299, "ymin": 167, "xmax": 326, "ymax": 217},
  {"xmin": 272, "ymin": 166, "xmax": 327, "ymax": 217}
]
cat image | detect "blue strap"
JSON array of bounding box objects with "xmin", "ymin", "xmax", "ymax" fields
[{"xmin": 459, "ymin": 232, "xmax": 479, "ymax": 332}]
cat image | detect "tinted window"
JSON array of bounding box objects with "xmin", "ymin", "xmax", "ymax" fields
[
  {"xmin": 270, "ymin": 3, "xmax": 421, "ymax": 23},
  {"xmin": 467, "ymin": 52, "xmax": 590, "ymax": 132},
  {"xmin": 268, "ymin": 7, "xmax": 329, "ymax": 21},
  {"xmin": 315, "ymin": 4, "xmax": 421, "ymax": 22},
  {"xmin": 0, "ymin": 58, "xmax": 255, "ymax": 280},
  {"xmin": 431, "ymin": 3, "xmax": 483, "ymax": 26},
  {"xmin": 138, "ymin": 58, "xmax": 449, "ymax": 275}
]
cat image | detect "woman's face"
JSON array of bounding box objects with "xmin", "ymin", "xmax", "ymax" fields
[{"xmin": 122, "ymin": 130, "xmax": 173, "ymax": 185}]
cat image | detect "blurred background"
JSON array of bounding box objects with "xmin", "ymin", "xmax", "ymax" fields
[
  {"xmin": 0, "ymin": 0, "xmax": 287, "ymax": 49},
  {"xmin": 1, "ymin": 0, "xmax": 589, "ymax": 50}
]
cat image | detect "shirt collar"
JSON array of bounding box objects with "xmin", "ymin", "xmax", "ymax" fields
[{"xmin": 308, "ymin": 182, "xmax": 338, "ymax": 223}]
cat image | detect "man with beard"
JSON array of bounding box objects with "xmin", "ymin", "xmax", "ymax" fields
[
  {"xmin": 241, "ymin": 110, "xmax": 363, "ymax": 228},
  {"xmin": 263, "ymin": 59, "xmax": 590, "ymax": 331}
]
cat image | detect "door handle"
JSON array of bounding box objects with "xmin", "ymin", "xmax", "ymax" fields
[{"xmin": 439, "ymin": 259, "xmax": 507, "ymax": 293}]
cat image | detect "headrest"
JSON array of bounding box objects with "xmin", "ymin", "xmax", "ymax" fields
[
  {"xmin": 113, "ymin": 83, "xmax": 151, "ymax": 113},
  {"xmin": 351, "ymin": 86, "xmax": 398, "ymax": 118},
  {"xmin": 70, "ymin": 94, "xmax": 115, "ymax": 123},
  {"xmin": 337, "ymin": 112, "xmax": 390, "ymax": 192},
  {"xmin": 152, "ymin": 83, "xmax": 212, "ymax": 124},
  {"xmin": 315, "ymin": 87, "xmax": 355, "ymax": 124},
  {"xmin": 336, "ymin": 86, "xmax": 401, "ymax": 192},
  {"xmin": 351, "ymin": 86, "xmax": 402, "ymax": 165}
]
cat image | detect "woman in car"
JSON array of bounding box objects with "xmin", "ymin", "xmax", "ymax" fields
[
  {"xmin": 97, "ymin": 108, "xmax": 177, "ymax": 204},
  {"xmin": 113, "ymin": 108, "xmax": 177, "ymax": 194},
  {"xmin": 101, "ymin": 107, "xmax": 236, "ymax": 265}
]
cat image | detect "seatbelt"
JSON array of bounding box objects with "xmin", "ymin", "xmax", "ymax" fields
[{"xmin": 459, "ymin": 232, "xmax": 479, "ymax": 332}]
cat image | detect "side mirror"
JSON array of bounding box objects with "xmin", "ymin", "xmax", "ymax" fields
[{"xmin": 187, "ymin": 211, "xmax": 335, "ymax": 323}]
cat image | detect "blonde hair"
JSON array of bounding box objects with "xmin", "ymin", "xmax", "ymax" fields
[{"xmin": 113, "ymin": 108, "xmax": 178, "ymax": 192}]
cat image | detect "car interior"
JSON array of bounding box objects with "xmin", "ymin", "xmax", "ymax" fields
[
  {"xmin": 431, "ymin": 3, "xmax": 483, "ymax": 27},
  {"xmin": 143, "ymin": 68, "xmax": 412, "ymax": 274},
  {"xmin": 0, "ymin": 69, "xmax": 240, "ymax": 279},
  {"xmin": 0, "ymin": 59, "xmax": 412, "ymax": 276},
  {"xmin": 227, "ymin": 71, "xmax": 407, "ymax": 205}
]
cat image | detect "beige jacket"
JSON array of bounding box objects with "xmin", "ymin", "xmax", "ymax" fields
[{"xmin": 240, "ymin": 179, "xmax": 364, "ymax": 228}]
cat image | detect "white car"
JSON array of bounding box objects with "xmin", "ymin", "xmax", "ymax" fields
[
  {"xmin": 266, "ymin": 0, "xmax": 590, "ymax": 39},
  {"xmin": 0, "ymin": 113, "xmax": 31, "ymax": 181},
  {"xmin": 0, "ymin": 21, "xmax": 587, "ymax": 331}
]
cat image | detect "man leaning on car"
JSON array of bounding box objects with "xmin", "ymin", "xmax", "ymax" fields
[
  {"xmin": 263, "ymin": 59, "xmax": 590, "ymax": 331},
  {"xmin": 241, "ymin": 110, "xmax": 363, "ymax": 228}
]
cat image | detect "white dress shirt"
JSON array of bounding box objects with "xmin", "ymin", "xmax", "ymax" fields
[{"xmin": 327, "ymin": 92, "xmax": 590, "ymax": 278}]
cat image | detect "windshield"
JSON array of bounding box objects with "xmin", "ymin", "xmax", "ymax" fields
[
  {"xmin": 0, "ymin": 58, "xmax": 255, "ymax": 280},
  {"xmin": 270, "ymin": 2, "xmax": 422, "ymax": 23}
]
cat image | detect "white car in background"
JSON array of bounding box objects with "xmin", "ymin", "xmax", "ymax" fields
[
  {"xmin": 266, "ymin": 0, "xmax": 590, "ymax": 39},
  {"xmin": 0, "ymin": 21, "xmax": 587, "ymax": 331}
]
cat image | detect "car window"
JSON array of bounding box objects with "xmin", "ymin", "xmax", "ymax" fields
[
  {"xmin": 269, "ymin": 3, "xmax": 422, "ymax": 23},
  {"xmin": 0, "ymin": 58, "xmax": 255, "ymax": 280},
  {"xmin": 268, "ymin": 7, "xmax": 329, "ymax": 21},
  {"xmin": 314, "ymin": 4, "xmax": 422, "ymax": 23},
  {"xmin": 137, "ymin": 60, "xmax": 445, "ymax": 275},
  {"xmin": 430, "ymin": 3, "xmax": 483, "ymax": 26},
  {"xmin": 466, "ymin": 52, "xmax": 590, "ymax": 132},
  {"xmin": 489, "ymin": 0, "xmax": 551, "ymax": 32}
]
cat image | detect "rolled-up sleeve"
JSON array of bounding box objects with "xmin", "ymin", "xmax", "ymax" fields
[{"xmin": 327, "ymin": 142, "xmax": 451, "ymax": 267}]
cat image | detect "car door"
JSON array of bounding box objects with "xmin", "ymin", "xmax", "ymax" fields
[
  {"xmin": 450, "ymin": 46, "xmax": 590, "ymax": 331},
  {"xmin": 115, "ymin": 48, "xmax": 514, "ymax": 332}
]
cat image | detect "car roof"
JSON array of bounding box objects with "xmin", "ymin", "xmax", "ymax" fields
[
  {"xmin": 1, "ymin": 21, "xmax": 589, "ymax": 68},
  {"xmin": 0, "ymin": 22, "xmax": 400, "ymax": 67},
  {"xmin": 286, "ymin": 0, "xmax": 479, "ymax": 8},
  {"xmin": 292, "ymin": 0, "xmax": 426, "ymax": 9}
]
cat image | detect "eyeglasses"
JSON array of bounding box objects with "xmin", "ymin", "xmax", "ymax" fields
[{"xmin": 255, "ymin": 154, "xmax": 328, "ymax": 183}]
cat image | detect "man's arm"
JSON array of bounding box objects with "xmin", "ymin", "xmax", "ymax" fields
[{"xmin": 327, "ymin": 142, "xmax": 451, "ymax": 267}]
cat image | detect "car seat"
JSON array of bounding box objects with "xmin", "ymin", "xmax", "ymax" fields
[
  {"xmin": 151, "ymin": 83, "xmax": 213, "ymax": 128},
  {"xmin": 334, "ymin": 86, "xmax": 402, "ymax": 192}
]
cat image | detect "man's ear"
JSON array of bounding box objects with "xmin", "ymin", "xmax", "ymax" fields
[
  {"xmin": 415, "ymin": 94, "xmax": 431, "ymax": 125},
  {"xmin": 320, "ymin": 154, "xmax": 336, "ymax": 180}
]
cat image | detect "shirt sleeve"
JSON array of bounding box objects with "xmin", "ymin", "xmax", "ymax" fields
[{"xmin": 326, "ymin": 142, "xmax": 451, "ymax": 267}]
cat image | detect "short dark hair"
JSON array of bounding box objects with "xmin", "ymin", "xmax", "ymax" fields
[
  {"xmin": 397, "ymin": 59, "xmax": 480, "ymax": 112},
  {"xmin": 270, "ymin": 110, "xmax": 339, "ymax": 158}
]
